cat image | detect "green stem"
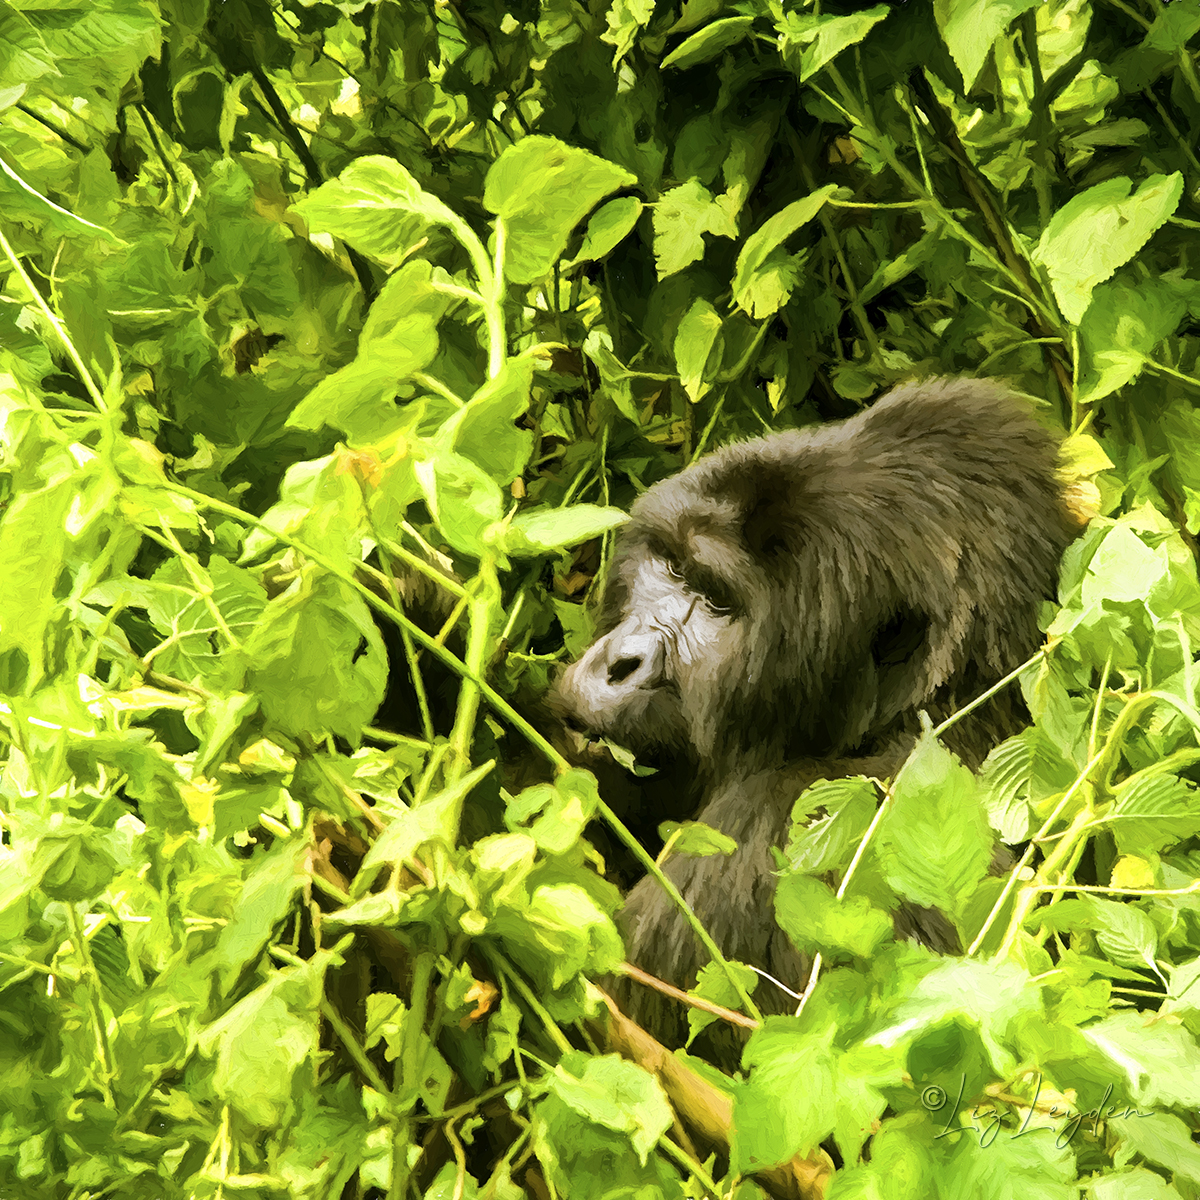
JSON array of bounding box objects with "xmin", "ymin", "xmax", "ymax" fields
[
  {"xmin": 447, "ymin": 563, "xmax": 499, "ymax": 782},
  {"xmin": 0, "ymin": 225, "xmax": 104, "ymax": 408},
  {"xmin": 1019, "ymin": 11, "xmax": 1053, "ymax": 231}
]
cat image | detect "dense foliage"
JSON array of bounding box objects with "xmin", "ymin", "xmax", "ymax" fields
[{"xmin": 3, "ymin": 0, "xmax": 1200, "ymax": 1196}]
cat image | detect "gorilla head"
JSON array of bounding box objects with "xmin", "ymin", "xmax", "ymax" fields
[
  {"xmin": 557, "ymin": 377, "xmax": 1076, "ymax": 782},
  {"xmin": 553, "ymin": 377, "xmax": 1079, "ymax": 1057}
]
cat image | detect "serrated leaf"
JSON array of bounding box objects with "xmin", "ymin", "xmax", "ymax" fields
[
  {"xmin": 876, "ymin": 732, "xmax": 992, "ymax": 919},
  {"xmin": 932, "ymin": 0, "xmax": 1040, "ymax": 91},
  {"xmin": 1033, "ymin": 174, "xmax": 1183, "ymax": 324},
  {"xmin": 732, "ymin": 186, "xmax": 835, "ymax": 315},
  {"xmin": 293, "ymin": 155, "xmax": 463, "ymax": 264},
  {"xmin": 483, "ymin": 137, "xmax": 636, "ymax": 283},
  {"xmin": 778, "ymin": 7, "xmax": 891, "ymax": 82},
  {"xmin": 1106, "ymin": 773, "xmax": 1200, "ymax": 856},
  {"xmin": 653, "ymin": 178, "xmax": 738, "ymax": 278},
  {"xmin": 784, "ymin": 776, "xmax": 877, "ymax": 875}
]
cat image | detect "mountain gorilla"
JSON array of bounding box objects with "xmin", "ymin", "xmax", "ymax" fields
[{"xmin": 553, "ymin": 378, "xmax": 1078, "ymax": 1058}]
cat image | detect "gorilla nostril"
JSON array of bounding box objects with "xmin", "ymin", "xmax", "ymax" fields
[{"xmin": 607, "ymin": 656, "xmax": 643, "ymax": 685}]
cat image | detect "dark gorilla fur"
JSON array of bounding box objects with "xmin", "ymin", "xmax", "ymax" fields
[{"xmin": 553, "ymin": 378, "xmax": 1078, "ymax": 1059}]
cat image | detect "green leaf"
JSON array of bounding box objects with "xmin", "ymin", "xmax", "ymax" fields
[
  {"xmin": 733, "ymin": 1022, "xmax": 838, "ymax": 1168},
  {"xmin": 548, "ymin": 1053, "xmax": 673, "ymax": 1164},
  {"xmin": 490, "ymin": 881, "xmax": 624, "ymax": 991},
  {"xmin": 535, "ymin": 1057, "xmax": 683, "ymax": 1196},
  {"xmin": 506, "ymin": 503, "xmax": 628, "ymax": 555},
  {"xmin": 778, "ymin": 7, "xmax": 892, "ymax": 82},
  {"xmin": 601, "ymin": 0, "xmax": 656, "ymax": 64},
  {"xmin": 876, "ymin": 732, "xmax": 993, "ymax": 919},
  {"xmin": 358, "ymin": 761, "xmax": 493, "ymax": 888},
  {"xmin": 216, "ymin": 838, "xmax": 306, "ymax": 992},
  {"xmin": 294, "ymin": 154, "xmax": 466, "ymax": 265},
  {"xmin": 1145, "ymin": 3, "xmax": 1200, "ymax": 54},
  {"xmin": 1076, "ymin": 277, "xmax": 1187, "ymax": 404},
  {"xmin": 870, "ymin": 958, "xmax": 1039, "ymax": 1076},
  {"xmin": 1111, "ymin": 1113, "xmax": 1200, "ymax": 1187},
  {"xmin": 938, "ymin": 1117, "xmax": 1077, "ymax": 1200},
  {"xmin": 977, "ymin": 727, "xmax": 1078, "ymax": 844},
  {"xmin": 144, "ymin": 555, "xmax": 266, "ymax": 690},
  {"xmin": 0, "ymin": 478, "xmax": 72, "ymax": 687},
  {"xmin": 1084, "ymin": 1011, "xmax": 1200, "ymax": 1108},
  {"xmin": 565, "ymin": 196, "xmax": 644, "ymax": 269},
  {"xmin": 1083, "ymin": 897, "xmax": 1161, "ymax": 978},
  {"xmin": 415, "ymin": 449, "xmax": 506, "ymax": 558},
  {"xmin": 1106, "ymin": 773, "xmax": 1200, "ymax": 857},
  {"xmin": 732, "ymin": 186, "xmax": 835, "ymax": 316},
  {"xmin": 661, "ymin": 16, "xmax": 755, "ymax": 70},
  {"xmin": 441, "ymin": 354, "xmax": 535, "ymax": 484},
  {"xmin": 775, "ymin": 874, "xmax": 893, "ymax": 959},
  {"xmin": 857, "ymin": 230, "xmax": 941, "ymax": 306},
  {"xmin": 288, "ymin": 260, "xmax": 451, "ymax": 436},
  {"xmin": 483, "ymin": 137, "xmax": 637, "ymax": 283},
  {"xmin": 688, "ymin": 958, "xmax": 758, "ymax": 1041},
  {"xmin": 0, "ymin": 3, "xmax": 54, "ymax": 85},
  {"xmin": 245, "ymin": 574, "xmax": 387, "ymax": 744},
  {"xmin": 505, "ymin": 769, "xmax": 600, "ymax": 855},
  {"xmin": 661, "ymin": 820, "xmax": 737, "ymax": 858},
  {"xmin": 673, "ymin": 297, "xmax": 723, "ymax": 402},
  {"xmin": 783, "ymin": 776, "xmax": 877, "ymax": 875},
  {"xmin": 242, "ymin": 453, "xmax": 367, "ymax": 564},
  {"xmin": 652, "ymin": 178, "xmax": 738, "ymax": 278},
  {"xmin": 198, "ymin": 952, "xmax": 329, "ymax": 1127},
  {"xmin": 932, "ymin": 0, "xmax": 1040, "ymax": 90},
  {"xmin": 1033, "ymin": 174, "xmax": 1183, "ymax": 324}
]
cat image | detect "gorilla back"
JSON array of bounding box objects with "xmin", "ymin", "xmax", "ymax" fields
[{"xmin": 554, "ymin": 378, "xmax": 1077, "ymax": 1056}]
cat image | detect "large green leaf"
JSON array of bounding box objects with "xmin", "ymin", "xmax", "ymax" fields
[
  {"xmin": 484, "ymin": 137, "xmax": 637, "ymax": 283},
  {"xmin": 1034, "ymin": 174, "xmax": 1183, "ymax": 324}
]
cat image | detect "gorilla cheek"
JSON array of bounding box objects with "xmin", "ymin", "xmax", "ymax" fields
[{"xmin": 674, "ymin": 618, "xmax": 747, "ymax": 751}]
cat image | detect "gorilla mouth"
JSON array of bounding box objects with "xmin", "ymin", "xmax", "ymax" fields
[
  {"xmin": 562, "ymin": 719, "xmax": 605, "ymax": 758},
  {"xmin": 561, "ymin": 720, "xmax": 660, "ymax": 775}
]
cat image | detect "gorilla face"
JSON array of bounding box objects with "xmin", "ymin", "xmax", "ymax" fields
[{"xmin": 554, "ymin": 546, "xmax": 748, "ymax": 767}]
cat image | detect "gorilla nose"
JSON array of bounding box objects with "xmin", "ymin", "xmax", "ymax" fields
[
  {"xmin": 554, "ymin": 626, "xmax": 666, "ymax": 732},
  {"xmin": 602, "ymin": 633, "xmax": 663, "ymax": 692},
  {"xmin": 607, "ymin": 655, "xmax": 643, "ymax": 685}
]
